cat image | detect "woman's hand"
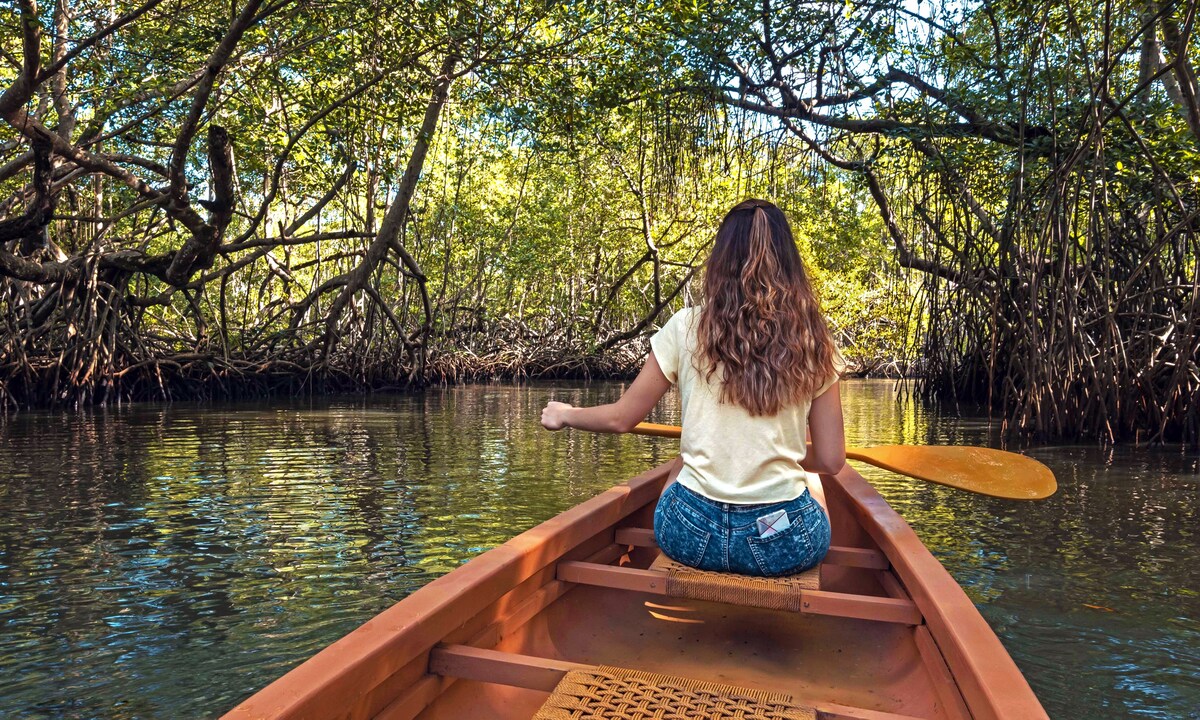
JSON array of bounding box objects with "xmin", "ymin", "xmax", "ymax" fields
[
  {"xmin": 537, "ymin": 352, "xmax": 671, "ymax": 434},
  {"xmin": 541, "ymin": 401, "xmax": 574, "ymax": 431}
]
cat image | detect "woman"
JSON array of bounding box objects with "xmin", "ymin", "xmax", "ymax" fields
[{"xmin": 540, "ymin": 198, "xmax": 845, "ymax": 577}]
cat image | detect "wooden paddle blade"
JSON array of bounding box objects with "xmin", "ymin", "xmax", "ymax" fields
[
  {"xmin": 846, "ymin": 445, "xmax": 1057, "ymax": 500},
  {"xmin": 630, "ymin": 423, "xmax": 1057, "ymax": 500}
]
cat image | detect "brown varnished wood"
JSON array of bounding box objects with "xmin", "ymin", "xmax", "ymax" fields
[
  {"xmin": 555, "ymin": 560, "xmax": 922, "ymax": 625},
  {"xmin": 374, "ymin": 675, "xmax": 449, "ymax": 720},
  {"xmin": 222, "ymin": 462, "xmax": 673, "ymax": 719},
  {"xmin": 827, "ymin": 469, "xmax": 1048, "ymax": 719},
  {"xmin": 429, "ymin": 645, "xmax": 591, "ymax": 692},
  {"xmin": 827, "ymin": 546, "xmax": 892, "ymax": 571},
  {"xmin": 375, "ymin": 542, "xmax": 631, "ymax": 720},
  {"xmin": 799, "ymin": 589, "xmax": 922, "ymax": 625},
  {"xmin": 913, "ymin": 626, "xmax": 972, "ymax": 720},
  {"xmin": 557, "ymin": 561, "xmax": 667, "ymax": 593},
  {"xmin": 877, "ymin": 569, "xmax": 910, "ymax": 601},
  {"xmin": 226, "ymin": 458, "xmax": 1046, "ymax": 720},
  {"xmin": 815, "ymin": 703, "xmax": 929, "ymax": 720}
]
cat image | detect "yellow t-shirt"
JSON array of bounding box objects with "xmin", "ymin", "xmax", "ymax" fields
[{"xmin": 649, "ymin": 306, "xmax": 843, "ymax": 504}]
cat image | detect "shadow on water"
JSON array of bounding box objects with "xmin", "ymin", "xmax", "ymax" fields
[{"xmin": 0, "ymin": 381, "xmax": 1195, "ymax": 718}]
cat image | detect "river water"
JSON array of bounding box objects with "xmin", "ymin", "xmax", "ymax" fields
[{"xmin": 0, "ymin": 381, "xmax": 1196, "ymax": 719}]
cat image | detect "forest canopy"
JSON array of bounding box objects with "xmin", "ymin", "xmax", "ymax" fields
[{"xmin": 1, "ymin": 0, "xmax": 1198, "ymax": 447}]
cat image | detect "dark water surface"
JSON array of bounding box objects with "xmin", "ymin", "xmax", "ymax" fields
[{"xmin": 0, "ymin": 382, "xmax": 1196, "ymax": 719}]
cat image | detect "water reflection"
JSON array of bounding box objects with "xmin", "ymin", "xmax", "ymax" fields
[
  {"xmin": 0, "ymin": 381, "xmax": 1195, "ymax": 719},
  {"xmin": 843, "ymin": 382, "xmax": 1200, "ymax": 720}
]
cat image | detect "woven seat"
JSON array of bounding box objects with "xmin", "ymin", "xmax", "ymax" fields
[
  {"xmin": 533, "ymin": 665, "xmax": 815, "ymax": 720},
  {"xmin": 648, "ymin": 553, "xmax": 820, "ymax": 612}
]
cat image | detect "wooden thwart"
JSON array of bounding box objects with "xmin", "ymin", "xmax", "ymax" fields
[
  {"xmin": 430, "ymin": 644, "xmax": 591, "ymax": 692},
  {"xmin": 557, "ymin": 560, "xmax": 922, "ymax": 625}
]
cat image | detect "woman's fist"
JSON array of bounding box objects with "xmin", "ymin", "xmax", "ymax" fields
[{"xmin": 541, "ymin": 401, "xmax": 574, "ymax": 431}]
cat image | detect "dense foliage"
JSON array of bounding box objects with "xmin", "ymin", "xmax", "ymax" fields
[{"xmin": 1, "ymin": 0, "xmax": 1197, "ymax": 445}]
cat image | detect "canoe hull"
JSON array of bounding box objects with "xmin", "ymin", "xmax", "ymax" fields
[{"xmin": 224, "ymin": 459, "xmax": 1047, "ymax": 720}]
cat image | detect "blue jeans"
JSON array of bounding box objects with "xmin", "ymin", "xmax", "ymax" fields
[{"xmin": 653, "ymin": 481, "xmax": 831, "ymax": 577}]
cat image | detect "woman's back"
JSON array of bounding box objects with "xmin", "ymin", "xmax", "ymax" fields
[
  {"xmin": 540, "ymin": 197, "xmax": 845, "ymax": 576},
  {"xmin": 651, "ymin": 305, "xmax": 842, "ymax": 503}
]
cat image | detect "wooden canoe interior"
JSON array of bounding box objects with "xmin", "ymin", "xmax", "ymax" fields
[{"xmin": 224, "ymin": 459, "xmax": 1048, "ymax": 720}]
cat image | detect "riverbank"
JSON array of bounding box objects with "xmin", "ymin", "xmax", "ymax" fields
[{"xmin": 0, "ymin": 340, "xmax": 903, "ymax": 412}]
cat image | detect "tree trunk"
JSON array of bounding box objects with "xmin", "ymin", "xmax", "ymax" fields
[{"xmin": 319, "ymin": 53, "xmax": 459, "ymax": 356}]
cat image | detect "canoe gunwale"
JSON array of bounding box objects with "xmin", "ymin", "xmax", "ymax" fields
[
  {"xmin": 375, "ymin": 541, "xmax": 632, "ymax": 720},
  {"xmin": 830, "ymin": 467, "xmax": 1048, "ymax": 720},
  {"xmin": 222, "ymin": 460, "xmax": 675, "ymax": 719}
]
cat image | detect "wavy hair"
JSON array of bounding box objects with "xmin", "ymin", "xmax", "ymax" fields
[{"xmin": 695, "ymin": 198, "xmax": 838, "ymax": 416}]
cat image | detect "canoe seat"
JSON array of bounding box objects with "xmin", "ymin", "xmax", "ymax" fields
[
  {"xmin": 557, "ymin": 549, "xmax": 922, "ymax": 624},
  {"xmin": 534, "ymin": 664, "xmax": 815, "ymax": 720},
  {"xmin": 649, "ymin": 553, "xmax": 820, "ymax": 612}
]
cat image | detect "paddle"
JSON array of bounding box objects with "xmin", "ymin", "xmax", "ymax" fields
[{"xmin": 630, "ymin": 422, "xmax": 1057, "ymax": 500}]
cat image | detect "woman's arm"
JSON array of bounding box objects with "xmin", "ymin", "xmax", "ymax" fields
[
  {"xmin": 801, "ymin": 381, "xmax": 846, "ymax": 475},
  {"xmin": 541, "ymin": 352, "xmax": 672, "ymax": 434}
]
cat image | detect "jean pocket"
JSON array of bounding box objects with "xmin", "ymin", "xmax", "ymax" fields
[
  {"xmin": 655, "ymin": 499, "xmax": 712, "ymax": 568},
  {"xmin": 746, "ymin": 511, "xmax": 821, "ymax": 577}
]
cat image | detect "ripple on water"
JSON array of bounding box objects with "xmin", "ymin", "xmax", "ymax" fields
[{"xmin": 0, "ymin": 382, "xmax": 1196, "ymax": 719}]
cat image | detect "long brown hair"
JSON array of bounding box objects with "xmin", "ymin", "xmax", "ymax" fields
[{"xmin": 695, "ymin": 198, "xmax": 838, "ymax": 416}]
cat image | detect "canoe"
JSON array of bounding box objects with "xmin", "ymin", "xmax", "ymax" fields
[{"xmin": 224, "ymin": 458, "xmax": 1048, "ymax": 720}]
